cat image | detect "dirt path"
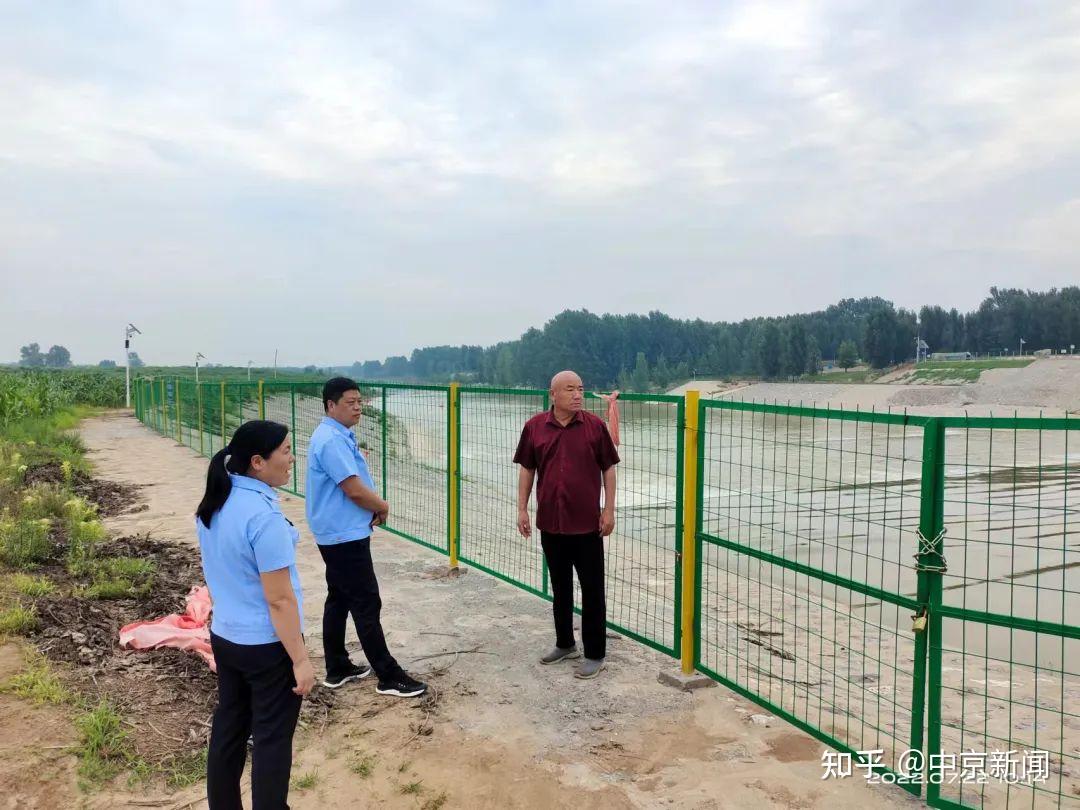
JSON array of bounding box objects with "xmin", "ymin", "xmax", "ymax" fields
[
  {"xmin": 0, "ymin": 642, "xmax": 81, "ymax": 809},
  {"xmin": 62, "ymin": 411, "xmax": 919, "ymax": 809}
]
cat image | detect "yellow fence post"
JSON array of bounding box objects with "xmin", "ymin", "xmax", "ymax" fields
[
  {"xmin": 175, "ymin": 379, "xmax": 182, "ymax": 443},
  {"xmin": 220, "ymin": 381, "xmax": 226, "ymax": 446},
  {"xmin": 448, "ymin": 382, "xmax": 460, "ymax": 569},
  {"xmin": 681, "ymin": 390, "xmax": 700, "ymax": 675},
  {"xmin": 258, "ymin": 380, "xmax": 265, "ymax": 420},
  {"xmin": 197, "ymin": 383, "xmax": 204, "ymax": 456}
]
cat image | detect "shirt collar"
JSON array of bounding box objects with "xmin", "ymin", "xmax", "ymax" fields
[
  {"xmin": 229, "ymin": 473, "xmax": 278, "ymax": 501},
  {"xmin": 322, "ymin": 416, "xmax": 356, "ymax": 439},
  {"xmin": 545, "ymin": 408, "xmax": 583, "ymax": 428}
]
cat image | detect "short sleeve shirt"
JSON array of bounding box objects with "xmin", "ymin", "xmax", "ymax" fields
[
  {"xmin": 306, "ymin": 416, "xmax": 376, "ymax": 545},
  {"xmin": 513, "ymin": 409, "xmax": 619, "ymax": 535},
  {"xmin": 196, "ymin": 474, "xmax": 303, "ymax": 645}
]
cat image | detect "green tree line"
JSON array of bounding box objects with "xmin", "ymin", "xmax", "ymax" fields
[{"xmin": 341, "ymin": 285, "xmax": 1079, "ymax": 388}]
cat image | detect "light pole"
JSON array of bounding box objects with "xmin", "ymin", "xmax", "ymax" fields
[
  {"xmin": 124, "ymin": 323, "xmax": 142, "ymax": 408},
  {"xmin": 195, "ymin": 352, "xmax": 206, "ymax": 384},
  {"xmin": 274, "ymin": 349, "xmax": 278, "ymax": 380},
  {"xmin": 1019, "ymin": 338, "xmax": 1026, "ymax": 357}
]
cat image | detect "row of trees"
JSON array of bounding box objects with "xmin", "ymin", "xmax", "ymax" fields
[
  {"xmin": 347, "ymin": 287, "xmax": 1079, "ymax": 389},
  {"xmin": 20, "ymin": 286, "xmax": 1075, "ymax": 387},
  {"xmin": 16, "ymin": 343, "xmax": 144, "ymax": 369}
]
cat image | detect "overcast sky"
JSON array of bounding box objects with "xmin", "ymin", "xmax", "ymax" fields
[{"xmin": 2, "ymin": 1, "xmax": 1078, "ymax": 366}]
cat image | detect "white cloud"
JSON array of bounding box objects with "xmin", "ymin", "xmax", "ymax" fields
[{"xmin": 1, "ymin": 1, "xmax": 1079, "ymax": 363}]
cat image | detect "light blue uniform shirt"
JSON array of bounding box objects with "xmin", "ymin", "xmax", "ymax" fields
[
  {"xmin": 306, "ymin": 416, "xmax": 376, "ymax": 545},
  {"xmin": 196, "ymin": 474, "xmax": 303, "ymax": 645}
]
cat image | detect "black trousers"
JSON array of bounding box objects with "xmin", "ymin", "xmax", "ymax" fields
[
  {"xmin": 207, "ymin": 633, "xmax": 302, "ymax": 810},
  {"xmin": 318, "ymin": 537, "xmax": 402, "ymax": 680},
  {"xmin": 540, "ymin": 531, "xmax": 607, "ymax": 660}
]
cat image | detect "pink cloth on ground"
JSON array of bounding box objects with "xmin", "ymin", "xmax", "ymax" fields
[
  {"xmin": 119, "ymin": 585, "xmax": 216, "ymax": 672},
  {"xmin": 597, "ymin": 391, "xmax": 621, "ymax": 447}
]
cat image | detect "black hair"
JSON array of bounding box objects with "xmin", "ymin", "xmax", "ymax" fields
[
  {"xmin": 322, "ymin": 377, "xmax": 360, "ymax": 413},
  {"xmin": 196, "ymin": 420, "xmax": 289, "ymax": 528}
]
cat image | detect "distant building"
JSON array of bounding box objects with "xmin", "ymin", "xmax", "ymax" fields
[{"xmin": 930, "ymin": 351, "xmax": 973, "ymax": 361}]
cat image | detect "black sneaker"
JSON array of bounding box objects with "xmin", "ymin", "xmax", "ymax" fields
[
  {"xmin": 376, "ymin": 672, "xmax": 428, "ymax": 698},
  {"xmin": 322, "ymin": 662, "xmax": 373, "ymax": 689}
]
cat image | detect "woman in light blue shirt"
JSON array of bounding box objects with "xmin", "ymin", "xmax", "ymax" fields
[{"xmin": 195, "ymin": 420, "xmax": 314, "ymax": 810}]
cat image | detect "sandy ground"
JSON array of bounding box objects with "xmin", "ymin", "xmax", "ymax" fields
[
  {"xmin": 0, "ymin": 642, "xmax": 82, "ymax": 809},
  {"xmin": 670, "ymin": 357, "xmax": 1080, "ymax": 416},
  {"xmin": 1, "ymin": 411, "xmax": 921, "ymax": 809}
]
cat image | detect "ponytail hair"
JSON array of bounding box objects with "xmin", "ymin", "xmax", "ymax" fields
[{"xmin": 196, "ymin": 420, "xmax": 289, "ymax": 528}]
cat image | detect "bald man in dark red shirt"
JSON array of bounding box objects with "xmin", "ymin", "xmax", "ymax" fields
[{"xmin": 514, "ymin": 370, "xmax": 619, "ymax": 680}]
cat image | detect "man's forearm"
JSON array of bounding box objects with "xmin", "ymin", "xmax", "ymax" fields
[
  {"xmin": 341, "ymin": 477, "xmax": 388, "ymax": 512},
  {"xmin": 518, "ymin": 468, "xmax": 535, "ymax": 512},
  {"xmin": 602, "ymin": 467, "xmax": 617, "ymax": 512}
]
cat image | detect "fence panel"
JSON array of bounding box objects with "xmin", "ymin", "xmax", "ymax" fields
[
  {"xmin": 696, "ymin": 401, "xmax": 928, "ymax": 793},
  {"xmin": 927, "ymin": 417, "xmax": 1079, "ymax": 809}
]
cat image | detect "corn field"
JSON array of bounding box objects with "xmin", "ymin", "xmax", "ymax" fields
[{"xmin": 0, "ymin": 370, "xmax": 125, "ymax": 428}]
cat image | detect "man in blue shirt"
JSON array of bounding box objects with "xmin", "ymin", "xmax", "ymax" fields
[{"xmin": 307, "ymin": 377, "xmax": 428, "ymax": 698}]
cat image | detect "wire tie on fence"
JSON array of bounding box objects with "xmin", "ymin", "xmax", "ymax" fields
[{"xmin": 913, "ymin": 527, "xmax": 948, "ymax": 573}]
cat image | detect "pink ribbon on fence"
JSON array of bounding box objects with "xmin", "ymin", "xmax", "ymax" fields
[{"xmin": 598, "ymin": 391, "xmax": 620, "ymax": 447}]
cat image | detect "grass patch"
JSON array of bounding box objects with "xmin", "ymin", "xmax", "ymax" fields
[
  {"xmin": 0, "ymin": 517, "xmax": 52, "ymax": 569},
  {"xmin": 907, "ymin": 367, "xmax": 982, "ymax": 383},
  {"xmin": 400, "ymin": 780, "xmax": 424, "ymax": 795},
  {"xmin": 91, "ymin": 556, "xmax": 154, "ymax": 579},
  {"xmin": 803, "ymin": 369, "xmax": 881, "ymax": 383},
  {"xmin": 422, "ymin": 792, "xmax": 449, "ymax": 810},
  {"xmin": 20, "ymin": 483, "xmax": 74, "ymax": 521},
  {"xmin": 904, "ymin": 358, "xmax": 1035, "ymax": 384},
  {"xmin": 0, "ymin": 603, "xmax": 38, "ymax": 635},
  {"xmin": 76, "ymin": 701, "xmax": 135, "ymax": 785},
  {"xmin": 0, "ymin": 653, "xmax": 69, "ymax": 704},
  {"xmin": 349, "ymin": 752, "xmax": 376, "ymax": 778},
  {"xmin": 84, "ymin": 577, "xmax": 151, "ymax": 600},
  {"xmin": 922, "ymin": 358, "xmax": 1033, "ymax": 370},
  {"xmin": 292, "ymin": 768, "xmax": 320, "ymax": 790},
  {"xmin": 82, "ymin": 556, "xmax": 155, "ymax": 600},
  {"xmin": 6, "ymin": 572, "xmax": 57, "ymax": 597},
  {"xmin": 160, "ymin": 747, "xmax": 209, "ymax": 789}
]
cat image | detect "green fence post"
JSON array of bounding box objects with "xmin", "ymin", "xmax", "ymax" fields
[
  {"xmin": 290, "ymin": 384, "xmax": 298, "ymax": 492},
  {"xmin": 541, "ymin": 389, "xmax": 550, "ymax": 596},
  {"xmin": 910, "ymin": 418, "xmax": 946, "ymax": 797},
  {"xmin": 448, "ymin": 382, "xmax": 460, "ymax": 567},
  {"xmin": 380, "ymin": 386, "xmax": 388, "ymax": 500},
  {"xmin": 197, "ymin": 383, "xmax": 205, "ymax": 456}
]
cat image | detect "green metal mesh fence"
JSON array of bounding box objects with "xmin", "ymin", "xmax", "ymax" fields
[
  {"xmin": 929, "ymin": 417, "xmax": 1079, "ymax": 809},
  {"xmin": 696, "ymin": 401, "xmax": 926, "ymax": 793},
  {"xmin": 380, "ymin": 384, "xmax": 448, "ymax": 553},
  {"xmin": 458, "ymin": 388, "xmax": 548, "ymax": 595},
  {"xmin": 582, "ymin": 392, "xmax": 683, "ymax": 655},
  {"xmin": 131, "ymin": 378, "xmax": 1079, "ymax": 808}
]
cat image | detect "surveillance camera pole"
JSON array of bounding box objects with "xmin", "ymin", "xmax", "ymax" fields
[{"xmin": 124, "ymin": 323, "xmax": 142, "ymax": 408}]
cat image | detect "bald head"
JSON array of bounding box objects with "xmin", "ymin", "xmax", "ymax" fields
[
  {"xmin": 549, "ymin": 370, "xmax": 584, "ymax": 417},
  {"xmin": 550, "ymin": 370, "xmax": 582, "ymax": 390}
]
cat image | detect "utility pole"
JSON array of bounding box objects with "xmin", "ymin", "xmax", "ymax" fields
[{"xmin": 124, "ymin": 323, "xmax": 142, "ymax": 408}]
